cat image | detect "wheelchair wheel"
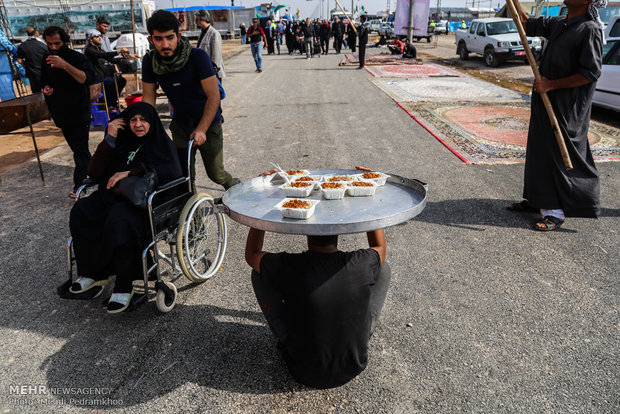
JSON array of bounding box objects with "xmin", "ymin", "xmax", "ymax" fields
[
  {"xmin": 176, "ymin": 193, "xmax": 227, "ymax": 283},
  {"xmin": 155, "ymin": 281, "xmax": 177, "ymax": 313}
]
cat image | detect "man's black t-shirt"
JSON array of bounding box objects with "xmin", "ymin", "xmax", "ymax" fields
[
  {"xmin": 16, "ymin": 38, "xmax": 47, "ymax": 80},
  {"xmin": 259, "ymin": 248, "xmax": 381, "ymax": 389},
  {"xmin": 40, "ymin": 47, "xmax": 94, "ymax": 126}
]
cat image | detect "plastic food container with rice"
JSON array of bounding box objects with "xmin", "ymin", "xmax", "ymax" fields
[
  {"xmin": 275, "ymin": 198, "xmax": 320, "ymax": 219},
  {"xmin": 279, "ymin": 181, "xmax": 314, "ymax": 197},
  {"xmin": 346, "ymin": 180, "xmax": 378, "ymax": 197},
  {"xmin": 320, "ymin": 182, "xmax": 347, "ymax": 200},
  {"xmin": 323, "ymin": 174, "xmax": 357, "ymax": 183},
  {"xmin": 352, "ymin": 172, "xmax": 390, "ymax": 186},
  {"xmin": 279, "ymin": 169, "xmax": 310, "ymax": 180},
  {"xmin": 293, "ymin": 175, "xmax": 323, "ymax": 190}
]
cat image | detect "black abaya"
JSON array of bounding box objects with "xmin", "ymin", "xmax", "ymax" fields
[
  {"xmin": 69, "ymin": 103, "xmax": 183, "ymax": 291},
  {"xmin": 524, "ymin": 15, "xmax": 602, "ymax": 217}
]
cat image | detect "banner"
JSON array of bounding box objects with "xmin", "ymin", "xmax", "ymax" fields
[{"xmin": 394, "ymin": 0, "xmax": 430, "ymax": 37}]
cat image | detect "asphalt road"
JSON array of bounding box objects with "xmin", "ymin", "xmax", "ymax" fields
[{"xmin": 0, "ymin": 47, "xmax": 618, "ymax": 413}]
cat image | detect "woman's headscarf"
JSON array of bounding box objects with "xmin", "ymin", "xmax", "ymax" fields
[{"xmin": 112, "ymin": 102, "xmax": 183, "ymax": 185}]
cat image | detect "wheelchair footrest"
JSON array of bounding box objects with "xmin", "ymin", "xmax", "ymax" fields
[
  {"xmin": 57, "ymin": 279, "xmax": 105, "ymax": 300},
  {"xmin": 126, "ymin": 293, "xmax": 148, "ymax": 312}
]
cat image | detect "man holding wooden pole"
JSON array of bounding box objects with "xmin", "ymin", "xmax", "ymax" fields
[{"xmin": 507, "ymin": 0, "xmax": 605, "ymax": 231}]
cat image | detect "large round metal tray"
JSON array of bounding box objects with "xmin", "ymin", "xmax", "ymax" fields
[{"xmin": 222, "ymin": 169, "xmax": 428, "ymax": 235}]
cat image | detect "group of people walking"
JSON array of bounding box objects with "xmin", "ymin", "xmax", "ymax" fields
[{"xmin": 245, "ymin": 15, "xmax": 371, "ymax": 71}]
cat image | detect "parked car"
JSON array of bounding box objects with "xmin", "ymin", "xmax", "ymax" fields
[
  {"xmin": 378, "ymin": 22, "xmax": 394, "ymax": 38},
  {"xmin": 455, "ymin": 17, "xmax": 543, "ymax": 67},
  {"xmin": 593, "ymin": 38, "xmax": 620, "ymax": 111},
  {"xmin": 605, "ymin": 15, "xmax": 620, "ymax": 38},
  {"xmin": 369, "ymin": 19, "xmax": 383, "ymax": 33},
  {"xmin": 434, "ymin": 20, "xmax": 449, "ymax": 34}
]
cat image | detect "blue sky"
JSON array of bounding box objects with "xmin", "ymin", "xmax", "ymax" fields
[{"xmin": 155, "ymin": 0, "xmax": 502, "ymax": 19}]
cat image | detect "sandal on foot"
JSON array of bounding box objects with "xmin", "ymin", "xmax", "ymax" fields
[
  {"xmin": 506, "ymin": 200, "xmax": 537, "ymax": 213},
  {"xmin": 534, "ymin": 216, "xmax": 565, "ymax": 231},
  {"xmin": 107, "ymin": 291, "xmax": 134, "ymax": 314},
  {"xmin": 69, "ymin": 277, "xmax": 109, "ymax": 294}
]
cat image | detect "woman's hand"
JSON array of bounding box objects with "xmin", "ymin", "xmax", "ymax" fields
[
  {"xmin": 106, "ymin": 171, "xmax": 130, "ymax": 189},
  {"xmin": 107, "ymin": 118, "xmax": 126, "ymax": 138}
]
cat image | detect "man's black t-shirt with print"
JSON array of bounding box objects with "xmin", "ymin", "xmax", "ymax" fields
[
  {"xmin": 259, "ymin": 248, "xmax": 381, "ymax": 389},
  {"xmin": 142, "ymin": 47, "xmax": 220, "ymax": 127}
]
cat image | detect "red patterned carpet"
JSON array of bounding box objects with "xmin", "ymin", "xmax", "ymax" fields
[
  {"xmin": 339, "ymin": 53, "xmax": 417, "ymax": 66},
  {"xmin": 399, "ymin": 102, "xmax": 620, "ymax": 164}
]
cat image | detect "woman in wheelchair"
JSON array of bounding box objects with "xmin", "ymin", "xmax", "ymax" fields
[{"xmin": 68, "ymin": 102, "xmax": 182, "ymax": 314}]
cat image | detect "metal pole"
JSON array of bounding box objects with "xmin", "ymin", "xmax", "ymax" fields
[
  {"xmin": 130, "ymin": 0, "xmax": 139, "ymax": 92},
  {"xmin": 130, "ymin": 0, "xmax": 137, "ymax": 54},
  {"xmin": 25, "ymin": 104, "xmax": 45, "ymax": 184},
  {"xmin": 407, "ymin": 0, "xmax": 414, "ymax": 42}
]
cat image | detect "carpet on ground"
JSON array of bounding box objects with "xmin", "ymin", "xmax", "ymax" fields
[
  {"xmin": 339, "ymin": 53, "xmax": 418, "ymax": 66},
  {"xmin": 365, "ymin": 63, "xmax": 464, "ymax": 78},
  {"xmin": 398, "ymin": 101, "xmax": 620, "ymax": 163},
  {"xmin": 370, "ymin": 77, "xmax": 525, "ymax": 103}
]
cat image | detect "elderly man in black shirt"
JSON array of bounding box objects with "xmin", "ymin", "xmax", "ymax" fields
[
  {"xmin": 41, "ymin": 26, "xmax": 94, "ymax": 196},
  {"xmin": 508, "ymin": 0, "xmax": 604, "ymax": 231},
  {"xmin": 83, "ymin": 28, "xmax": 132, "ymax": 108},
  {"xmin": 245, "ymin": 228, "xmax": 391, "ymax": 389},
  {"xmin": 332, "ymin": 16, "xmax": 345, "ymax": 54},
  {"xmin": 16, "ymin": 27, "xmax": 48, "ymax": 93}
]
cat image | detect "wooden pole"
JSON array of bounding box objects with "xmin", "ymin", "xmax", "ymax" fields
[
  {"xmin": 334, "ymin": 0, "xmax": 357, "ymax": 34},
  {"xmin": 506, "ymin": 0, "xmax": 573, "ymax": 170}
]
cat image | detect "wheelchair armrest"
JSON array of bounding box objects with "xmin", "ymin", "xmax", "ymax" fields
[
  {"xmin": 147, "ymin": 176, "xmax": 190, "ymax": 207},
  {"xmin": 75, "ymin": 178, "xmax": 99, "ymax": 199},
  {"xmin": 157, "ymin": 177, "xmax": 188, "ymax": 193}
]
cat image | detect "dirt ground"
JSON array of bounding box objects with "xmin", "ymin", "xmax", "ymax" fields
[{"xmin": 0, "ymin": 39, "xmax": 248, "ymax": 177}]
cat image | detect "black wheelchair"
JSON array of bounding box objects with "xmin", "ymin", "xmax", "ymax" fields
[{"xmin": 63, "ymin": 140, "xmax": 227, "ymax": 312}]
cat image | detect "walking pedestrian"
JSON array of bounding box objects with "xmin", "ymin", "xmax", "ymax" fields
[
  {"xmin": 16, "ymin": 27, "xmax": 47, "ymax": 93},
  {"xmin": 347, "ymin": 21, "xmax": 357, "ymax": 53},
  {"xmin": 41, "ymin": 26, "xmax": 95, "ymax": 197},
  {"xmin": 247, "ymin": 18, "xmax": 267, "ymax": 72},
  {"xmin": 239, "ymin": 22, "xmax": 247, "ymax": 45},
  {"xmin": 301, "ymin": 18, "xmax": 316, "ymax": 59},
  {"xmin": 319, "ymin": 19, "xmax": 331, "ymax": 54},
  {"xmin": 141, "ymin": 10, "xmax": 238, "ymax": 191},
  {"xmin": 195, "ymin": 9, "xmax": 226, "ymax": 82},
  {"xmin": 332, "ymin": 16, "xmax": 345, "ymax": 54},
  {"xmin": 357, "ymin": 15, "xmax": 369, "ymax": 69}
]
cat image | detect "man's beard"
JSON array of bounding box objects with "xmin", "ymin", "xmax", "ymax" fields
[{"xmin": 49, "ymin": 45, "xmax": 68, "ymax": 55}]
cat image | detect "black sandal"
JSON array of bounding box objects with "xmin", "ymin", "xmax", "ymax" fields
[
  {"xmin": 534, "ymin": 216, "xmax": 565, "ymax": 231},
  {"xmin": 506, "ymin": 200, "xmax": 537, "ymax": 213}
]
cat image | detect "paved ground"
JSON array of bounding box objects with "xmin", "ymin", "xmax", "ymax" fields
[{"xmin": 0, "ymin": 45, "xmax": 618, "ymax": 413}]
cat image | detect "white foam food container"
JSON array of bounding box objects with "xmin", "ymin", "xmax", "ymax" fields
[
  {"xmin": 276, "ymin": 198, "xmax": 320, "ymax": 219},
  {"xmin": 352, "ymin": 172, "xmax": 390, "ymax": 186},
  {"xmin": 279, "ymin": 169, "xmax": 311, "ymax": 180},
  {"xmin": 294, "ymin": 175, "xmax": 323, "ymax": 190},
  {"xmin": 323, "ymin": 174, "xmax": 357, "ymax": 183},
  {"xmin": 320, "ymin": 182, "xmax": 347, "ymax": 200},
  {"xmin": 346, "ymin": 180, "xmax": 378, "ymax": 197},
  {"xmin": 279, "ymin": 181, "xmax": 314, "ymax": 197}
]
